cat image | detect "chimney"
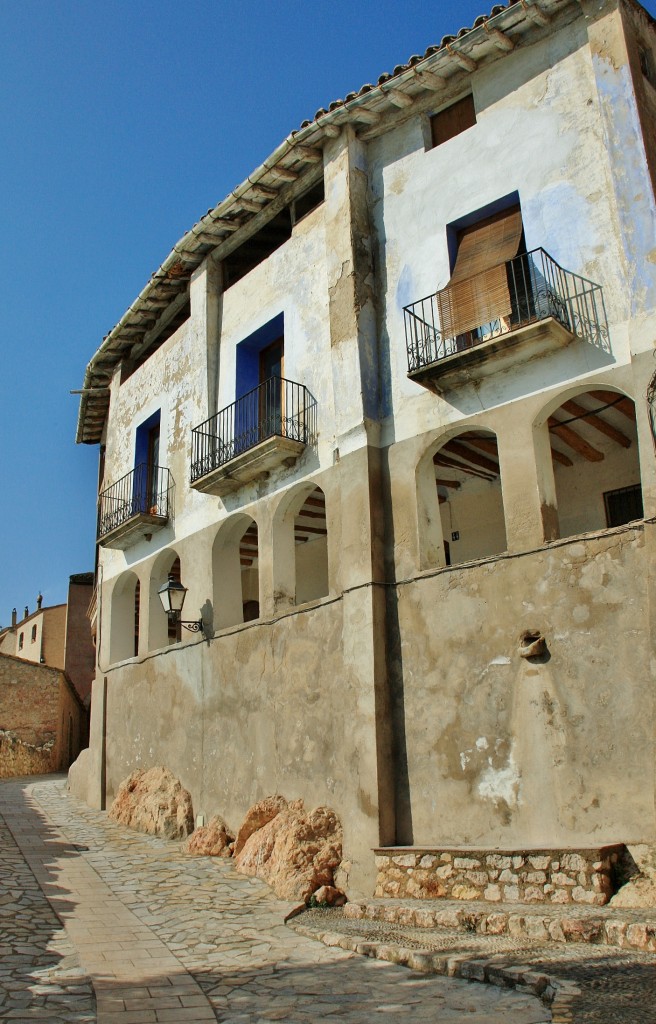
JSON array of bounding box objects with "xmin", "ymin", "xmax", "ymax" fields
[
  {"xmin": 36, "ymin": 593, "xmax": 42, "ymax": 610},
  {"xmin": 24, "ymin": 606, "xmax": 28, "ymax": 619},
  {"xmin": 11, "ymin": 609, "xmax": 16, "ymax": 628}
]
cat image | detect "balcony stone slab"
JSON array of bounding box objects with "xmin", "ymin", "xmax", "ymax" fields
[
  {"xmin": 98, "ymin": 512, "xmax": 168, "ymax": 550},
  {"xmin": 408, "ymin": 316, "xmax": 575, "ymax": 393},
  {"xmin": 191, "ymin": 435, "xmax": 306, "ymax": 496}
]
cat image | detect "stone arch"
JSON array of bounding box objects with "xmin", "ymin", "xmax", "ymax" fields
[
  {"xmin": 148, "ymin": 548, "xmax": 182, "ymax": 651},
  {"xmin": 417, "ymin": 428, "xmax": 508, "ymax": 569},
  {"xmin": 109, "ymin": 570, "xmax": 140, "ymax": 664},
  {"xmin": 212, "ymin": 514, "xmax": 260, "ymax": 630},
  {"xmin": 272, "ymin": 482, "xmax": 329, "ymax": 609},
  {"xmin": 534, "ymin": 385, "xmax": 642, "ymax": 539}
]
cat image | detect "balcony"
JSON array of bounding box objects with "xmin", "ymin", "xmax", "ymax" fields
[
  {"xmin": 191, "ymin": 376, "xmax": 315, "ymax": 496},
  {"xmin": 404, "ymin": 248, "xmax": 609, "ymax": 392},
  {"xmin": 97, "ymin": 464, "xmax": 171, "ymax": 549}
]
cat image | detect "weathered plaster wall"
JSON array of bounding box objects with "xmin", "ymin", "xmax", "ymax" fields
[
  {"xmin": 368, "ymin": 3, "xmax": 654, "ymax": 447},
  {"xmin": 393, "ymin": 525, "xmax": 654, "ymax": 849},
  {"xmin": 97, "ymin": 594, "xmax": 383, "ymax": 896}
]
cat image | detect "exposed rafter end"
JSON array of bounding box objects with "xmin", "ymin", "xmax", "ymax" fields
[
  {"xmin": 484, "ymin": 23, "xmax": 515, "ymax": 51},
  {"xmin": 348, "ymin": 106, "xmax": 380, "ymax": 125},
  {"xmin": 235, "ymin": 196, "xmax": 263, "ymax": 214},
  {"xmin": 270, "ymin": 165, "xmax": 298, "ymax": 181},
  {"xmin": 520, "ymin": 0, "xmax": 551, "ymax": 27},
  {"xmin": 293, "ymin": 144, "xmax": 323, "ymax": 163},
  {"xmin": 446, "ymin": 43, "xmax": 477, "ymax": 72},
  {"xmin": 415, "ymin": 70, "xmax": 447, "ymax": 91},
  {"xmin": 384, "ymin": 88, "xmax": 414, "ymax": 109},
  {"xmin": 319, "ymin": 122, "xmax": 341, "ymax": 138}
]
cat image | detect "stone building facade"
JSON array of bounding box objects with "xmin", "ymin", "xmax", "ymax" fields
[
  {"xmin": 74, "ymin": 0, "xmax": 656, "ymax": 896},
  {"xmin": 0, "ymin": 574, "xmax": 95, "ymax": 706},
  {"xmin": 0, "ymin": 654, "xmax": 85, "ymax": 777}
]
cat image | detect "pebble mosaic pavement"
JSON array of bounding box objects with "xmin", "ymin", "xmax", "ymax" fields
[{"xmin": 0, "ymin": 776, "xmax": 654, "ymax": 1023}]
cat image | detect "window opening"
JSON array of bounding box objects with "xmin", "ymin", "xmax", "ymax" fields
[
  {"xmin": 546, "ymin": 390, "xmax": 642, "ymax": 538},
  {"xmin": 604, "ymin": 484, "xmax": 644, "ymax": 528},
  {"xmin": 134, "ymin": 580, "xmax": 141, "ymax": 658},
  {"xmin": 432, "ymin": 431, "xmax": 507, "ymax": 567},
  {"xmin": 224, "ymin": 208, "xmax": 292, "ymax": 288},
  {"xmin": 294, "ymin": 487, "xmax": 329, "ymax": 603},
  {"xmin": 18, "ymin": 632, "xmax": 24, "ymax": 651},
  {"xmin": 291, "ymin": 179, "xmax": 325, "ymax": 224},
  {"xmin": 430, "ymin": 93, "xmax": 476, "ymax": 149},
  {"xmin": 439, "ymin": 205, "xmax": 525, "ymax": 345},
  {"xmin": 31, "ymin": 625, "xmax": 37, "ymax": 643},
  {"xmin": 167, "ymin": 558, "xmax": 181, "ymax": 643}
]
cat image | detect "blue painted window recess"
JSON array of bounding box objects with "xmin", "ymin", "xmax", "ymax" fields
[
  {"xmin": 234, "ymin": 314, "xmax": 285, "ymax": 449},
  {"xmin": 133, "ymin": 410, "xmax": 161, "ymax": 514}
]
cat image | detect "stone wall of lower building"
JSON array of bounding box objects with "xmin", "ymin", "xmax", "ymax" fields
[
  {"xmin": 374, "ymin": 846, "xmax": 625, "ymax": 906},
  {"xmin": 0, "ymin": 731, "xmax": 54, "ymax": 777}
]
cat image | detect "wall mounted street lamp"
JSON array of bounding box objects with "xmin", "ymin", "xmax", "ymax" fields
[{"xmin": 157, "ymin": 574, "xmax": 207, "ymax": 640}]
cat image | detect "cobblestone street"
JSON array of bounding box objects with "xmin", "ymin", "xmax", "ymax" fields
[
  {"xmin": 0, "ymin": 776, "xmax": 655, "ymax": 1023},
  {"xmin": 0, "ymin": 776, "xmax": 549, "ymax": 1023}
]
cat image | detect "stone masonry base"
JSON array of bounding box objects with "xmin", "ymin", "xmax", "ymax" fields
[{"xmin": 374, "ymin": 846, "xmax": 626, "ymax": 906}]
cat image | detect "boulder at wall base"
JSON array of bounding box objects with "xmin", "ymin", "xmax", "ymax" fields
[
  {"xmin": 234, "ymin": 798, "xmax": 343, "ymax": 902},
  {"xmin": 184, "ymin": 815, "xmax": 234, "ymax": 857},
  {"xmin": 233, "ymin": 794, "xmax": 289, "ymax": 856},
  {"xmin": 109, "ymin": 766, "xmax": 194, "ymax": 840}
]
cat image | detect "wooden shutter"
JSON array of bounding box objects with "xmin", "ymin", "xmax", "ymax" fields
[
  {"xmin": 431, "ymin": 94, "xmax": 476, "ymax": 148},
  {"xmin": 437, "ymin": 206, "xmax": 523, "ymax": 340}
]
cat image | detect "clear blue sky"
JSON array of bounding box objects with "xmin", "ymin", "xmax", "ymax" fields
[{"xmin": 1, "ymin": 0, "xmax": 654, "ymax": 624}]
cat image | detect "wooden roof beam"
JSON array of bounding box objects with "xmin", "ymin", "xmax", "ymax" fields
[
  {"xmin": 435, "ymin": 478, "xmax": 461, "ymax": 489},
  {"xmin": 236, "ymin": 197, "xmax": 264, "ymax": 214},
  {"xmin": 384, "ymin": 88, "xmax": 414, "ymax": 109},
  {"xmin": 548, "ymin": 418, "xmax": 604, "ymax": 461},
  {"xmin": 561, "ymin": 400, "xmax": 631, "ymax": 448},
  {"xmin": 442, "ymin": 439, "xmax": 500, "ymax": 475},
  {"xmin": 551, "ymin": 448, "xmax": 574, "ymax": 467},
  {"xmin": 445, "ymin": 43, "xmax": 477, "ymax": 72},
  {"xmin": 349, "ymin": 106, "xmax": 380, "ymax": 125},
  {"xmin": 415, "ymin": 70, "xmax": 446, "ymax": 90},
  {"xmin": 485, "ymin": 23, "xmax": 515, "ymax": 51},
  {"xmin": 520, "ymin": 0, "xmax": 551, "ymax": 27},
  {"xmin": 590, "ymin": 391, "xmax": 636, "ymax": 421},
  {"xmin": 270, "ymin": 166, "xmax": 298, "ymax": 182},
  {"xmin": 433, "ymin": 452, "xmax": 496, "ymax": 481},
  {"xmin": 293, "ymin": 145, "xmax": 323, "ymax": 163}
]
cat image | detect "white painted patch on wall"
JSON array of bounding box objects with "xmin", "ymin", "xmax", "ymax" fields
[
  {"xmin": 489, "ymin": 656, "xmax": 511, "ymax": 666},
  {"xmin": 477, "ymin": 755, "xmax": 521, "ymax": 808},
  {"xmin": 475, "ymin": 736, "xmax": 489, "ymax": 751}
]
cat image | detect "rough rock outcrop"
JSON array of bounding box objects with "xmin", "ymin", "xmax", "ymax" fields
[
  {"xmin": 109, "ymin": 766, "xmax": 194, "ymax": 839},
  {"xmin": 234, "ymin": 796, "xmax": 343, "ymax": 901},
  {"xmin": 184, "ymin": 815, "xmax": 234, "ymax": 857},
  {"xmin": 610, "ymin": 844, "xmax": 656, "ymax": 908},
  {"xmin": 233, "ymin": 795, "xmax": 289, "ymax": 857}
]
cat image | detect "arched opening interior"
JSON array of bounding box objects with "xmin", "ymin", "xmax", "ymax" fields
[
  {"xmin": 433, "ymin": 430, "xmax": 507, "ymax": 566},
  {"xmin": 148, "ymin": 549, "xmax": 181, "ymax": 651},
  {"xmin": 547, "ymin": 389, "xmax": 642, "ymax": 538},
  {"xmin": 109, "ymin": 571, "xmax": 139, "ymax": 664},
  {"xmin": 294, "ymin": 486, "xmax": 328, "ymax": 603},
  {"xmin": 133, "ymin": 580, "xmax": 140, "ymax": 658},
  {"xmin": 212, "ymin": 516, "xmax": 260, "ymax": 629}
]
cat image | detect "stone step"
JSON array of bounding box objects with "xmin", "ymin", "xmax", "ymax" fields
[{"xmin": 343, "ymin": 897, "xmax": 656, "ymax": 951}]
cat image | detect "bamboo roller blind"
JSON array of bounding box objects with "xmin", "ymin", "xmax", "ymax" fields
[{"xmin": 437, "ymin": 206, "xmax": 524, "ymax": 339}]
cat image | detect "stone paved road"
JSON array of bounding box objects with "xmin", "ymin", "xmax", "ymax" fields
[{"xmin": 0, "ymin": 777, "xmax": 550, "ymax": 1024}]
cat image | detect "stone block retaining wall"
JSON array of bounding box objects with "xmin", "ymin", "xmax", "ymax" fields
[{"xmin": 373, "ymin": 846, "xmax": 626, "ymax": 906}]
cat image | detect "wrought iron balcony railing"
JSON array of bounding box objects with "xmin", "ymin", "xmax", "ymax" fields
[
  {"xmin": 404, "ymin": 248, "xmax": 609, "ymax": 375},
  {"xmin": 191, "ymin": 376, "xmax": 315, "ymax": 484},
  {"xmin": 97, "ymin": 464, "xmax": 171, "ymax": 541}
]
